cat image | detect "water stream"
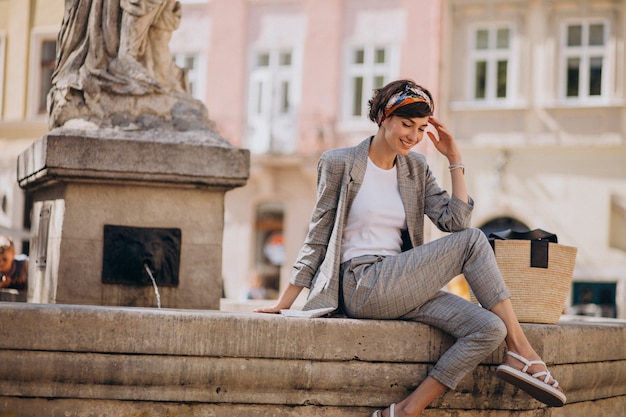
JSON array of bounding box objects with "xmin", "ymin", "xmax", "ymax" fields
[{"xmin": 144, "ymin": 263, "xmax": 162, "ymax": 309}]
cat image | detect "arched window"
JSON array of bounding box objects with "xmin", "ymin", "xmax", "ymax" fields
[{"xmin": 478, "ymin": 217, "xmax": 529, "ymax": 237}]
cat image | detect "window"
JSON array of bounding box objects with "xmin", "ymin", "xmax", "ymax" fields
[
  {"xmin": 561, "ymin": 20, "xmax": 609, "ymax": 100},
  {"xmin": 0, "ymin": 31, "xmax": 5, "ymax": 118},
  {"xmin": 172, "ymin": 53, "xmax": 205, "ymax": 101},
  {"xmin": 28, "ymin": 31, "xmax": 58, "ymax": 118},
  {"xmin": 345, "ymin": 45, "xmax": 391, "ymax": 120},
  {"xmin": 479, "ymin": 217, "xmax": 529, "ymax": 237},
  {"xmin": 571, "ymin": 282, "xmax": 617, "ymax": 318},
  {"xmin": 469, "ymin": 25, "xmax": 514, "ymax": 102},
  {"xmin": 38, "ymin": 40, "xmax": 56, "ymax": 114},
  {"xmin": 247, "ymin": 48, "xmax": 299, "ymax": 154}
]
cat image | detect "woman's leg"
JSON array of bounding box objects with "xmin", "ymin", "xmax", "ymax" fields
[
  {"xmin": 342, "ymin": 229, "xmax": 561, "ymax": 416},
  {"xmin": 456, "ymin": 232, "xmax": 564, "ymax": 394},
  {"xmin": 343, "ymin": 228, "xmax": 509, "ymax": 319},
  {"xmin": 491, "ymin": 298, "xmax": 563, "ymax": 390},
  {"xmin": 378, "ymin": 376, "xmax": 446, "ymax": 417},
  {"xmin": 376, "ymin": 291, "xmax": 506, "ymax": 417},
  {"xmin": 375, "ymin": 298, "xmax": 564, "ymax": 417}
]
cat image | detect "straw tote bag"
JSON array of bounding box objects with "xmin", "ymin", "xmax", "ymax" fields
[{"xmin": 472, "ymin": 229, "xmax": 577, "ymax": 324}]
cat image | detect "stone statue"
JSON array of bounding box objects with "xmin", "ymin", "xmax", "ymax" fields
[
  {"xmin": 48, "ymin": 0, "xmax": 212, "ymax": 131},
  {"xmin": 114, "ymin": 0, "xmax": 186, "ymax": 94}
]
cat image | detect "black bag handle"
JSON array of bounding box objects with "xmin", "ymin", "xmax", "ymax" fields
[{"xmin": 488, "ymin": 228, "xmax": 558, "ymax": 243}]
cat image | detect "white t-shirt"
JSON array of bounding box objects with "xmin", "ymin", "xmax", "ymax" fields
[{"xmin": 341, "ymin": 157, "xmax": 407, "ymax": 263}]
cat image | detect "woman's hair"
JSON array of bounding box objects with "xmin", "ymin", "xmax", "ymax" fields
[
  {"xmin": 0, "ymin": 236, "xmax": 14, "ymax": 254},
  {"xmin": 368, "ymin": 79, "xmax": 434, "ymax": 126}
]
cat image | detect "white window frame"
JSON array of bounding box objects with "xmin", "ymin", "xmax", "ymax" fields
[
  {"xmin": 172, "ymin": 52, "xmax": 206, "ymax": 102},
  {"xmin": 28, "ymin": 28, "xmax": 59, "ymax": 119},
  {"xmin": 246, "ymin": 47, "xmax": 300, "ymax": 154},
  {"xmin": 467, "ymin": 22, "xmax": 517, "ymax": 105},
  {"xmin": 341, "ymin": 44, "xmax": 395, "ymax": 128},
  {"xmin": 558, "ymin": 18, "xmax": 612, "ymax": 104},
  {"xmin": 0, "ymin": 31, "xmax": 6, "ymax": 118}
]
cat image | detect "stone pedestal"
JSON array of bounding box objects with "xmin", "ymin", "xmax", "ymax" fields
[{"xmin": 17, "ymin": 127, "xmax": 249, "ymax": 310}]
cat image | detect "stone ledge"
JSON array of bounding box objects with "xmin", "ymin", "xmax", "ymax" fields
[
  {"xmin": 0, "ymin": 303, "xmax": 624, "ymax": 416},
  {"xmin": 17, "ymin": 131, "xmax": 250, "ymax": 190},
  {"xmin": 1, "ymin": 303, "xmax": 623, "ymax": 364},
  {"xmin": 1, "ymin": 397, "xmax": 624, "ymax": 417},
  {"xmin": 0, "ymin": 351, "xmax": 623, "ymax": 408}
]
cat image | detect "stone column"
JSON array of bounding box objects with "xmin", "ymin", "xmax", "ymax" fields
[{"xmin": 17, "ymin": 127, "xmax": 249, "ymax": 310}]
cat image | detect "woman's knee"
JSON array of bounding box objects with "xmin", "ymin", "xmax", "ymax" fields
[
  {"xmin": 483, "ymin": 313, "xmax": 507, "ymax": 346},
  {"xmin": 461, "ymin": 227, "xmax": 488, "ymax": 244},
  {"xmin": 460, "ymin": 227, "xmax": 493, "ymax": 257}
]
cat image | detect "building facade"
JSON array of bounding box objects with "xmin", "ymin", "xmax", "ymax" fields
[
  {"xmin": 0, "ymin": 0, "xmax": 62, "ymax": 254},
  {"xmin": 441, "ymin": 0, "xmax": 626, "ymax": 318},
  {"xmin": 1, "ymin": 0, "xmax": 625, "ymax": 318}
]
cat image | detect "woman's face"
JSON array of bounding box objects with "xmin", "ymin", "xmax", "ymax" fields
[
  {"xmin": 0, "ymin": 249, "xmax": 15, "ymax": 274},
  {"xmin": 383, "ymin": 115, "xmax": 430, "ymax": 155}
]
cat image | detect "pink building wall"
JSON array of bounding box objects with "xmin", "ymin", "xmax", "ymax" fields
[
  {"xmin": 204, "ymin": 0, "xmax": 444, "ymax": 153},
  {"xmin": 298, "ymin": 0, "xmax": 343, "ymax": 154},
  {"xmin": 399, "ymin": 0, "xmax": 442, "ymax": 96},
  {"xmin": 205, "ymin": 0, "xmax": 248, "ymax": 148}
]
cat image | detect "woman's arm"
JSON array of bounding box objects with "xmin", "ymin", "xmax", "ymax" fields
[
  {"xmin": 419, "ymin": 117, "xmax": 473, "ymax": 232},
  {"xmin": 427, "ymin": 116, "xmax": 468, "ymax": 203},
  {"xmin": 253, "ymin": 283, "xmax": 304, "ymax": 313},
  {"xmin": 449, "ymin": 162, "xmax": 468, "ymax": 204}
]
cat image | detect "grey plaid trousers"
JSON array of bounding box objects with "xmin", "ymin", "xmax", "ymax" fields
[{"xmin": 340, "ymin": 228, "xmax": 511, "ymax": 389}]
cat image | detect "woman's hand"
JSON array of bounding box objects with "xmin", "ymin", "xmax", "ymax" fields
[
  {"xmin": 427, "ymin": 116, "xmax": 462, "ymax": 164},
  {"xmin": 253, "ymin": 304, "xmax": 283, "ymax": 314},
  {"xmin": 0, "ymin": 275, "xmax": 10, "ymax": 288},
  {"xmin": 428, "ymin": 116, "xmax": 468, "ymax": 202},
  {"xmin": 253, "ymin": 283, "xmax": 304, "ymax": 314}
]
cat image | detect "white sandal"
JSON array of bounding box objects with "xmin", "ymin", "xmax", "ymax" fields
[
  {"xmin": 371, "ymin": 403, "xmax": 395, "ymax": 417},
  {"xmin": 496, "ymin": 351, "xmax": 566, "ymax": 407}
]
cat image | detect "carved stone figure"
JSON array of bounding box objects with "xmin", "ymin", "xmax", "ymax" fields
[
  {"xmin": 48, "ymin": 0, "xmax": 211, "ymax": 130},
  {"xmin": 113, "ymin": 0, "xmax": 186, "ymax": 94},
  {"xmin": 102, "ymin": 225, "xmax": 181, "ymax": 287}
]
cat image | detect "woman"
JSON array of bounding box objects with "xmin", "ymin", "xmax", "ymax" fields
[
  {"xmin": 0, "ymin": 236, "xmax": 28, "ymax": 290},
  {"xmin": 255, "ymin": 79, "xmax": 565, "ymax": 416}
]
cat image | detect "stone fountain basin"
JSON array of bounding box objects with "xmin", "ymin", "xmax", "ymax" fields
[{"xmin": 0, "ymin": 302, "xmax": 624, "ymax": 416}]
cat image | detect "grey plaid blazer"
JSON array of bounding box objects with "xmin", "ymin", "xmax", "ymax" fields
[{"xmin": 287, "ymin": 137, "xmax": 473, "ymax": 318}]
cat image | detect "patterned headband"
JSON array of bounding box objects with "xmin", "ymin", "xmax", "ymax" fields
[{"xmin": 379, "ymin": 85, "xmax": 433, "ymax": 124}]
